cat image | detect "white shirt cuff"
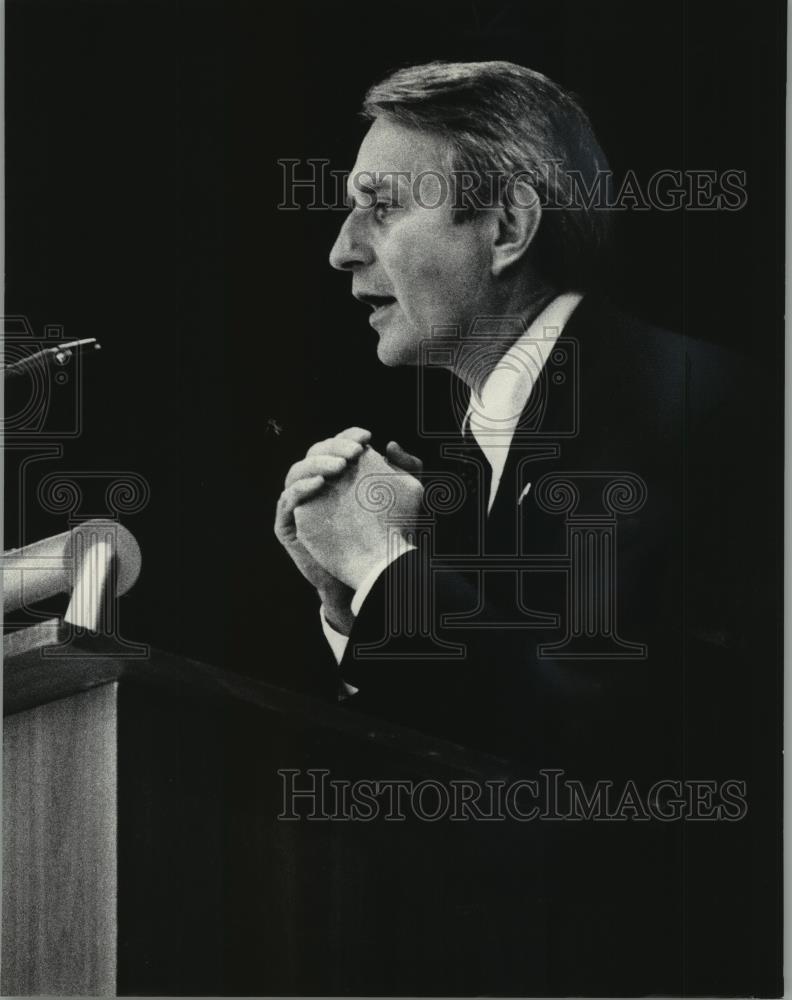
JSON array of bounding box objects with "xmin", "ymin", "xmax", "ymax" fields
[
  {"xmin": 318, "ymin": 607, "xmax": 358, "ymax": 699},
  {"xmin": 319, "ymin": 538, "xmax": 416, "ymax": 696},
  {"xmin": 319, "ymin": 604, "xmax": 350, "ymax": 666}
]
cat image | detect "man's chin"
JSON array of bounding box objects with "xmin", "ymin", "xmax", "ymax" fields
[
  {"xmin": 375, "ymin": 336, "xmax": 418, "ymax": 367},
  {"xmin": 371, "ymin": 319, "xmax": 421, "ymax": 366}
]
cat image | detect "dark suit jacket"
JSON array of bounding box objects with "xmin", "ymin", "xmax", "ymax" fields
[
  {"xmin": 338, "ymin": 294, "xmax": 772, "ymax": 773},
  {"xmin": 324, "ymin": 294, "xmax": 777, "ymax": 994}
]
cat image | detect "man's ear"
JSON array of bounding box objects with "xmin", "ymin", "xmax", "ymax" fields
[{"xmin": 491, "ymin": 179, "xmax": 542, "ymax": 276}]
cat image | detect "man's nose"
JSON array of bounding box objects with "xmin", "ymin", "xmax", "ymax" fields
[{"xmin": 329, "ymin": 211, "xmax": 374, "ymax": 271}]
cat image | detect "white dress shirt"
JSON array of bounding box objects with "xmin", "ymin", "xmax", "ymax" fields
[{"xmin": 321, "ymin": 291, "xmax": 584, "ymax": 673}]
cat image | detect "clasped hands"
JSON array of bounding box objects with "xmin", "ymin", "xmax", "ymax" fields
[{"xmin": 274, "ymin": 427, "xmax": 423, "ymax": 635}]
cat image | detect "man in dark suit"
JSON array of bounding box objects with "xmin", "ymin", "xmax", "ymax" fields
[
  {"xmin": 273, "ymin": 60, "xmax": 775, "ymax": 994},
  {"xmin": 274, "ymin": 59, "xmax": 765, "ymax": 773}
]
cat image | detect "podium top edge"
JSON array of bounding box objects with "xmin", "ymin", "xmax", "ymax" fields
[{"xmin": 3, "ymin": 638, "xmax": 517, "ymax": 781}]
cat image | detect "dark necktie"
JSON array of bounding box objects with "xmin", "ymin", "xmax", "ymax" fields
[
  {"xmin": 462, "ymin": 419, "xmax": 493, "ymax": 506},
  {"xmin": 433, "ymin": 420, "xmax": 492, "ymax": 554}
]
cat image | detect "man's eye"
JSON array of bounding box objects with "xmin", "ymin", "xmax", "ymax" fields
[{"xmin": 373, "ymin": 201, "xmax": 397, "ymax": 222}]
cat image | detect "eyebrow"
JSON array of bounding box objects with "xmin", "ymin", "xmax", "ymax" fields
[{"xmin": 346, "ymin": 171, "xmax": 405, "ymax": 205}]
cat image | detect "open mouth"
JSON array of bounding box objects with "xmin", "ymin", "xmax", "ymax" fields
[
  {"xmin": 356, "ymin": 293, "xmax": 397, "ymax": 327},
  {"xmin": 357, "ymin": 293, "xmax": 397, "ymax": 312}
]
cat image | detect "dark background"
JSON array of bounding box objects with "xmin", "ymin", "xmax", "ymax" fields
[{"xmin": 5, "ymin": 0, "xmax": 785, "ymax": 685}]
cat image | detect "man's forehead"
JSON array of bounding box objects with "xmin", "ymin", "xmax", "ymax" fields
[{"xmin": 349, "ymin": 116, "xmax": 450, "ymax": 182}]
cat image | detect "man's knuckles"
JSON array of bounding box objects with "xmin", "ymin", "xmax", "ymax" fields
[
  {"xmin": 337, "ymin": 426, "xmax": 372, "ymax": 443},
  {"xmin": 305, "ymin": 437, "xmax": 364, "ymax": 460},
  {"xmin": 285, "ymin": 455, "xmax": 346, "ymax": 487}
]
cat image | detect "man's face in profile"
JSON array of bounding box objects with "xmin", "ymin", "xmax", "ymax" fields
[{"xmin": 330, "ymin": 117, "xmax": 494, "ymax": 366}]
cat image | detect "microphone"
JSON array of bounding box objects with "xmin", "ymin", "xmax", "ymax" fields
[{"xmin": 2, "ymin": 338, "xmax": 101, "ymax": 380}]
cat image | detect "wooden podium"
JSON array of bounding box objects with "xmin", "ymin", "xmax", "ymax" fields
[
  {"xmin": 1, "ymin": 520, "xmax": 548, "ymax": 995},
  {"xmin": 3, "ymin": 637, "xmax": 556, "ymax": 996},
  {"xmin": 1, "ymin": 526, "xmax": 773, "ymax": 996}
]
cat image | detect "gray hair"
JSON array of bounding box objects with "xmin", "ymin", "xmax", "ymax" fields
[{"xmin": 362, "ymin": 60, "xmax": 612, "ymax": 290}]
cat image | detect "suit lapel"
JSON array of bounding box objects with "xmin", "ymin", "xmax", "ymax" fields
[{"xmin": 485, "ymin": 294, "xmax": 617, "ymax": 552}]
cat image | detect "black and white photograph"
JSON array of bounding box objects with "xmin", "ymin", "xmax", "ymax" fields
[{"xmin": 2, "ymin": 0, "xmax": 786, "ymax": 995}]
